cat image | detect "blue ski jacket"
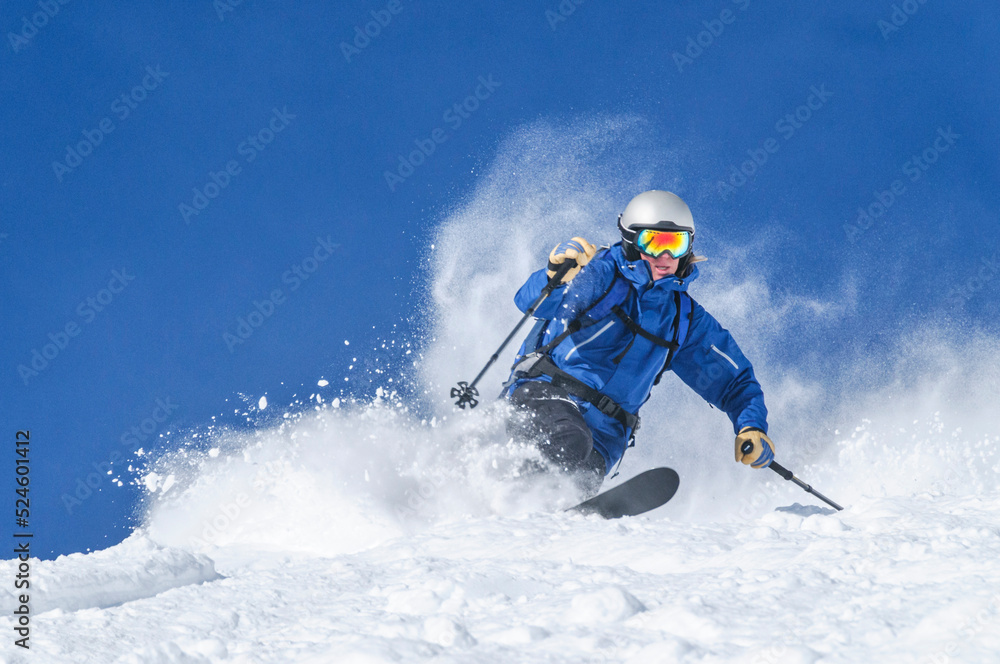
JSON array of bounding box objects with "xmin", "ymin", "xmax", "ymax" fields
[{"xmin": 504, "ymin": 243, "xmax": 768, "ymax": 473}]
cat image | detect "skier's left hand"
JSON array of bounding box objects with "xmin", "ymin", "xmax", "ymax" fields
[{"xmin": 735, "ymin": 427, "xmax": 774, "ymax": 468}]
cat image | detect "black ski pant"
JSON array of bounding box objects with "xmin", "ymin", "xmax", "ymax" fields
[{"xmin": 506, "ymin": 381, "xmax": 605, "ymax": 497}]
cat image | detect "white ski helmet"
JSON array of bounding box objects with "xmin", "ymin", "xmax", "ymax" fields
[{"xmin": 617, "ymin": 190, "xmax": 696, "ymax": 263}]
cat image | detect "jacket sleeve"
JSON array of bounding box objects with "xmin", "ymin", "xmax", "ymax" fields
[
  {"xmin": 513, "ymin": 257, "xmax": 615, "ymax": 320},
  {"xmin": 669, "ymin": 300, "xmax": 769, "ymax": 434},
  {"xmin": 513, "ymin": 269, "xmax": 562, "ymax": 317}
]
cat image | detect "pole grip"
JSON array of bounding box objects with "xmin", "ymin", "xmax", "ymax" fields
[
  {"xmin": 768, "ymin": 461, "xmax": 794, "ymax": 481},
  {"xmin": 546, "ymin": 257, "xmax": 578, "ymax": 288}
]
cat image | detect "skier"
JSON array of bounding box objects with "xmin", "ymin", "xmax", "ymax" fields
[{"xmin": 502, "ymin": 190, "xmax": 773, "ymax": 496}]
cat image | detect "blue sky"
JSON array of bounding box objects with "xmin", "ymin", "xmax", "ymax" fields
[{"xmin": 2, "ymin": 1, "xmax": 998, "ymax": 557}]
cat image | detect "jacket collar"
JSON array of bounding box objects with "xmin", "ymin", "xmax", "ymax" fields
[{"xmin": 607, "ymin": 242, "xmax": 698, "ymax": 293}]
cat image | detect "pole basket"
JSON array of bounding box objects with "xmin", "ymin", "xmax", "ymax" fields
[{"xmin": 451, "ymin": 382, "xmax": 480, "ymax": 409}]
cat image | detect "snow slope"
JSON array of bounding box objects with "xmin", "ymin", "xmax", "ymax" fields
[
  {"xmin": 4, "ymin": 119, "xmax": 999, "ymax": 663},
  {"xmin": 4, "ymin": 489, "xmax": 1000, "ymax": 663}
]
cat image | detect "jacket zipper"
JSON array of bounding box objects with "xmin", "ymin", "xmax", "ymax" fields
[{"xmin": 711, "ymin": 344, "xmax": 739, "ymax": 370}]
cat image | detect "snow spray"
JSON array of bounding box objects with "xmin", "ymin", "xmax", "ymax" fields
[{"xmin": 139, "ymin": 116, "xmax": 999, "ymax": 557}]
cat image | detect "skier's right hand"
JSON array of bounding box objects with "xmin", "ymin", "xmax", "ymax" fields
[{"xmin": 547, "ymin": 237, "xmax": 597, "ymax": 284}]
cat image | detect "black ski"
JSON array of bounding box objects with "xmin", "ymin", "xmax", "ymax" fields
[{"xmin": 567, "ymin": 467, "xmax": 679, "ymax": 519}]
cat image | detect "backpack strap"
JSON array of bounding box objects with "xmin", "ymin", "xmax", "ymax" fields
[
  {"xmin": 610, "ymin": 305, "xmax": 679, "ymax": 350},
  {"xmin": 652, "ymin": 291, "xmax": 693, "ymax": 386}
]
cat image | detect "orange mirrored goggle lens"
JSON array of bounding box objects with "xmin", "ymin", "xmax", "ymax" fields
[{"xmin": 635, "ymin": 230, "xmax": 691, "ymax": 259}]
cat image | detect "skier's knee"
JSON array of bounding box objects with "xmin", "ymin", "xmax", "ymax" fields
[{"xmin": 539, "ymin": 426, "xmax": 593, "ymax": 466}]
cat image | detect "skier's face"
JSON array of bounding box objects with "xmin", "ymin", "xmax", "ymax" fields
[{"xmin": 640, "ymin": 251, "xmax": 680, "ymax": 280}]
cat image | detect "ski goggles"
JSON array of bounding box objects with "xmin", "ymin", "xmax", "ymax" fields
[{"xmin": 635, "ymin": 229, "xmax": 691, "ymax": 259}]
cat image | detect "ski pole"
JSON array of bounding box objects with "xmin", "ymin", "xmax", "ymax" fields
[
  {"xmin": 451, "ymin": 259, "xmax": 577, "ymax": 409},
  {"xmin": 768, "ymin": 458, "xmax": 844, "ymax": 511},
  {"xmin": 739, "ymin": 443, "xmax": 843, "ymax": 510}
]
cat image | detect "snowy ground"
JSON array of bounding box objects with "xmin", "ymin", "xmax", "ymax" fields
[{"xmin": 3, "ymin": 488, "xmax": 1000, "ymax": 663}]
